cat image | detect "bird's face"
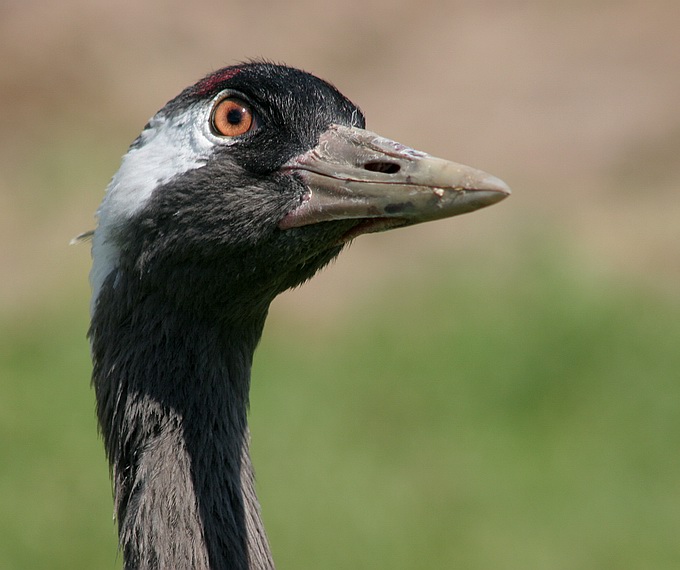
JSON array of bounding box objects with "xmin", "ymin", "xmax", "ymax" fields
[{"xmin": 92, "ymin": 63, "xmax": 509, "ymax": 318}]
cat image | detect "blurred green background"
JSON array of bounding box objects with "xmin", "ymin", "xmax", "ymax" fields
[{"xmin": 1, "ymin": 1, "xmax": 679, "ymax": 568}]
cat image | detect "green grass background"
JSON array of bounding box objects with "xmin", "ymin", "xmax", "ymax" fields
[
  {"xmin": 2, "ymin": 4, "xmax": 679, "ymax": 567},
  {"xmin": 2, "ymin": 243, "xmax": 678, "ymax": 569}
]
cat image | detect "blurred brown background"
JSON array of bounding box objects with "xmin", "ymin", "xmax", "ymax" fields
[
  {"xmin": 2, "ymin": 0, "xmax": 678, "ymax": 315},
  {"xmin": 1, "ymin": 1, "xmax": 679, "ymax": 568}
]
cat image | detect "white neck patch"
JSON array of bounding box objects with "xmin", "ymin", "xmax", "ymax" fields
[{"xmin": 90, "ymin": 102, "xmax": 217, "ymax": 314}]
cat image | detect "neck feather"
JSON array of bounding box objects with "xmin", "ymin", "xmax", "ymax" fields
[{"xmin": 90, "ymin": 269, "xmax": 275, "ymax": 570}]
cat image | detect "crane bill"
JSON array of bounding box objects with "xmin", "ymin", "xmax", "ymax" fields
[{"xmin": 279, "ymin": 124, "xmax": 510, "ymax": 236}]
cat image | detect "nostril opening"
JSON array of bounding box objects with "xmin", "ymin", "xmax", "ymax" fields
[{"xmin": 364, "ymin": 161, "xmax": 401, "ymax": 174}]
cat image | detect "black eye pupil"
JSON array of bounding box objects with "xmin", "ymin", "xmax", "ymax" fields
[{"xmin": 226, "ymin": 108, "xmax": 243, "ymax": 125}]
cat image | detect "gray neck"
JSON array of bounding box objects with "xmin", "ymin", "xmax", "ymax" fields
[{"xmin": 90, "ymin": 271, "xmax": 275, "ymax": 570}]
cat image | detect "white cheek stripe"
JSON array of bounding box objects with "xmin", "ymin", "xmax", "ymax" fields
[{"xmin": 90, "ymin": 104, "xmax": 215, "ymax": 314}]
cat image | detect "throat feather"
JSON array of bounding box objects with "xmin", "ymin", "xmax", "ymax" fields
[{"xmin": 90, "ymin": 274, "xmax": 274, "ymax": 569}]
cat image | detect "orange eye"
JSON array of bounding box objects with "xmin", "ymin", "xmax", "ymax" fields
[{"xmin": 211, "ymin": 98, "xmax": 254, "ymax": 137}]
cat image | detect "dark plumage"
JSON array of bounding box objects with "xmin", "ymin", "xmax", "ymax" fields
[{"xmin": 88, "ymin": 62, "xmax": 509, "ymax": 569}]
